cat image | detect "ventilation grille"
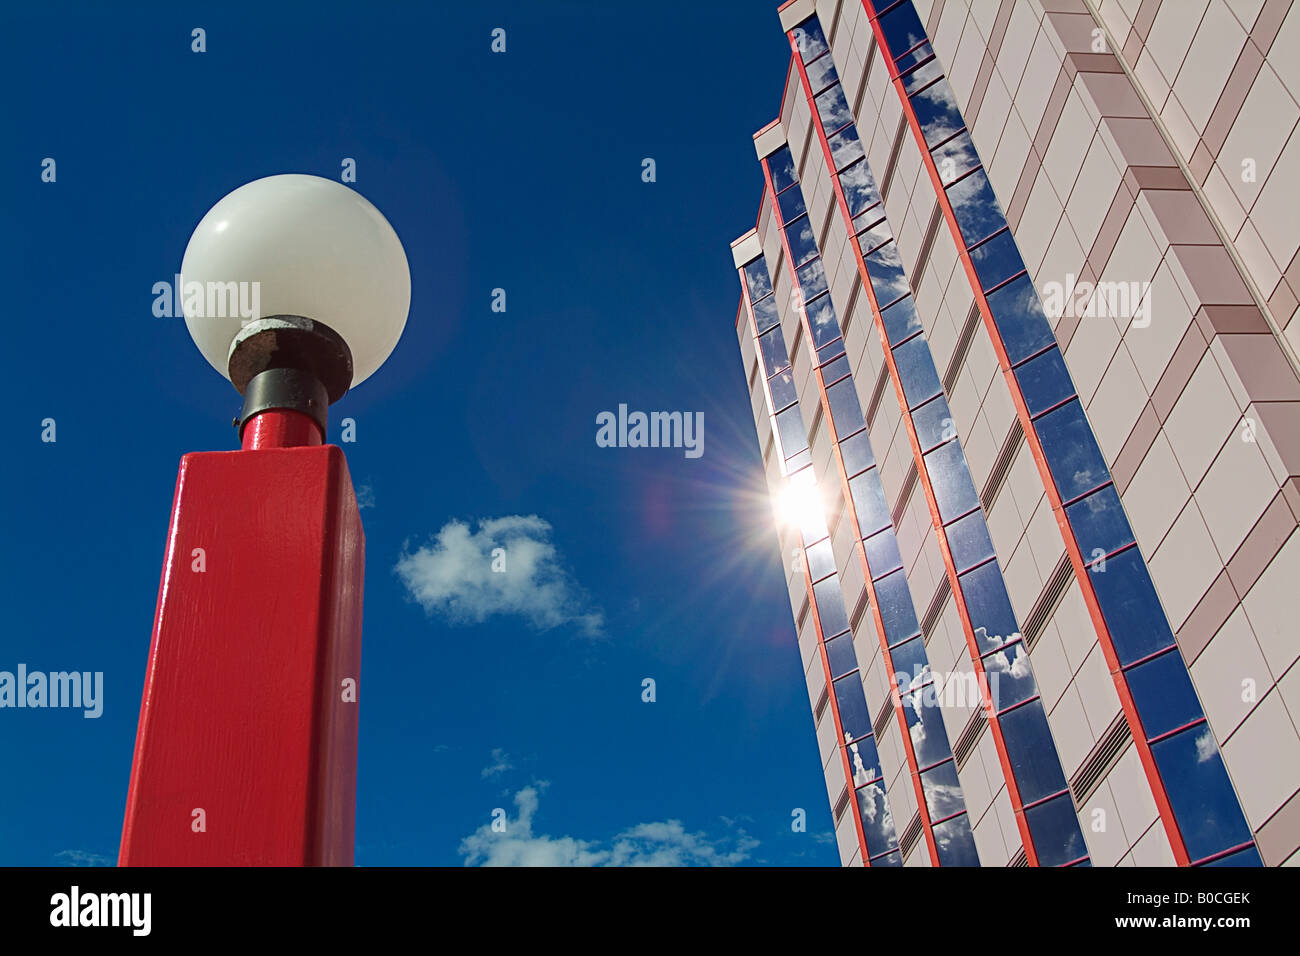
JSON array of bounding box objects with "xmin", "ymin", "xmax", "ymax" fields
[
  {"xmin": 891, "ymin": 463, "xmax": 919, "ymax": 527},
  {"xmin": 873, "ymin": 696, "xmax": 893, "ymax": 743},
  {"xmin": 912, "ymin": 202, "xmax": 945, "ymax": 291},
  {"xmin": 1009, "ymin": 848, "xmax": 1028, "ymax": 867},
  {"xmin": 1070, "ymin": 712, "xmax": 1133, "ymax": 805},
  {"xmin": 942, "ymin": 303, "xmax": 982, "ymax": 392},
  {"xmin": 865, "ymin": 366, "xmax": 891, "ymax": 428},
  {"xmin": 880, "ymin": 115, "xmax": 909, "ymax": 200},
  {"xmin": 953, "ymin": 711, "xmax": 987, "ymax": 769},
  {"xmin": 815, "ymin": 685, "xmax": 830, "ymax": 723},
  {"xmin": 797, "ymin": 594, "xmax": 810, "ymax": 632},
  {"xmin": 834, "ymin": 784, "xmax": 851, "ymax": 823},
  {"xmin": 749, "ymin": 356, "xmax": 760, "ymax": 389},
  {"xmin": 1023, "ymin": 554, "xmax": 1073, "ymax": 652},
  {"xmin": 921, "ymin": 577, "xmax": 951, "ymax": 642},
  {"xmin": 850, "ymin": 588, "xmax": 870, "ymax": 633},
  {"xmin": 980, "ymin": 418, "xmax": 1023, "ymax": 512},
  {"xmin": 900, "ymin": 812, "xmax": 925, "ymax": 858}
]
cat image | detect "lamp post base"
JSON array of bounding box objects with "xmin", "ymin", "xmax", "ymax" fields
[{"xmin": 119, "ymin": 441, "xmax": 364, "ymax": 866}]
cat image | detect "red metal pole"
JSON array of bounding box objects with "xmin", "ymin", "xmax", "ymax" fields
[{"xmin": 119, "ymin": 408, "xmax": 364, "ymax": 866}]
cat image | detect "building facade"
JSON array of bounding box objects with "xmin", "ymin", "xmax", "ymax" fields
[{"xmin": 731, "ymin": 0, "xmax": 1300, "ymax": 866}]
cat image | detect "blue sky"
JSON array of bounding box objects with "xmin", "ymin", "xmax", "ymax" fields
[{"xmin": 0, "ymin": 1, "xmax": 841, "ymax": 865}]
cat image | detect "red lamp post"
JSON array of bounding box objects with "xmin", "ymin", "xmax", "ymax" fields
[{"xmin": 118, "ymin": 176, "xmax": 409, "ymax": 866}]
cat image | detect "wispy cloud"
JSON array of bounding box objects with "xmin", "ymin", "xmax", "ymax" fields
[
  {"xmin": 396, "ymin": 515, "xmax": 604, "ymax": 637},
  {"xmin": 356, "ymin": 483, "xmax": 376, "ymax": 510},
  {"xmin": 55, "ymin": 849, "xmax": 111, "ymax": 867},
  {"xmin": 459, "ymin": 786, "xmax": 758, "ymax": 867},
  {"xmin": 481, "ymin": 748, "xmax": 514, "ymax": 778}
]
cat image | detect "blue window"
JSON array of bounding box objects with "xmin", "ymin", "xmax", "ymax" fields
[
  {"xmin": 901, "ymin": 49, "xmax": 942, "ymax": 94},
  {"xmin": 946, "ymin": 509, "xmax": 994, "ymax": 572},
  {"xmin": 826, "ymin": 377, "xmax": 865, "ymax": 436},
  {"xmin": 858, "ymin": 216, "xmax": 893, "ymax": 255},
  {"xmin": 931, "ymin": 130, "xmax": 980, "ymax": 183},
  {"xmin": 902, "ymin": 692, "xmax": 952, "ymax": 767},
  {"xmin": 920, "ymin": 760, "xmax": 965, "ymax": 819},
  {"xmin": 840, "ymin": 429, "xmax": 876, "ymax": 476},
  {"xmin": 1014, "ymin": 345, "xmax": 1075, "ymax": 416},
  {"xmin": 1065, "ymin": 485, "xmax": 1135, "ymax": 560},
  {"xmin": 850, "ymin": 469, "xmax": 891, "ymax": 537},
  {"xmin": 758, "ymin": 326, "xmax": 789, "ymax": 374},
  {"xmin": 792, "ymin": 17, "xmax": 829, "ymax": 62},
  {"xmin": 924, "ymin": 439, "xmax": 979, "ymax": 522},
  {"xmin": 847, "ymin": 733, "xmax": 883, "ymax": 786},
  {"xmin": 817, "ymin": 334, "xmax": 846, "ymax": 365},
  {"xmin": 797, "ymin": 257, "xmax": 829, "ymax": 301},
  {"xmin": 806, "ymin": 51, "xmax": 839, "ymax": 94},
  {"xmin": 984, "ymin": 273, "xmax": 1056, "ymax": 366},
  {"xmin": 1202, "ymin": 846, "xmax": 1262, "ymax": 867},
  {"xmin": 876, "ymin": 0, "xmax": 927, "ymax": 64},
  {"xmin": 775, "ymin": 405, "xmax": 809, "ymax": 459},
  {"xmin": 890, "ymin": 634, "xmax": 928, "ymax": 685},
  {"xmin": 825, "ymin": 630, "xmax": 859, "ymax": 679},
  {"xmin": 855, "ymin": 783, "xmax": 900, "ymax": 858},
  {"xmin": 751, "ymin": 291, "xmax": 780, "ymax": 333},
  {"xmin": 933, "ymin": 814, "xmax": 980, "ymax": 866},
  {"xmin": 833, "ymin": 674, "xmax": 872, "ymax": 742},
  {"xmin": 822, "ymin": 354, "xmax": 851, "ymax": 385},
  {"xmin": 840, "ymin": 160, "xmax": 879, "ymax": 216},
  {"xmin": 805, "ymin": 539, "xmax": 836, "ymax": 581},
  {"xmin": 968, "ymin": 228, "xmax": 1024, "ymax": 292},
  {"xmin": 1024, "ymin": 792, "xmax": 1089, "ymax": 866},
  {"xmin": 768, "ymin": 369, "xmax": 798, "ymax": 413},
  {"xmin": 959, "ymin": 559, "xmax": 1020, "ymax": 653},
  {"xmin": 983, "ymin": 642, "xmax": 1036, "ymax": 712},
  {"xmin": 744, "ymin": 259, "xmax": 772, "ymax": 301},
  {"xmin": 945, "ymin": 169, "xmax": 1004, "ymax": 247},
  {"xmin": 893, "ymin": 336, "xmax": 943, "ymax": 407},
  {"xmin": 1151, "ymin": 725, "xmax": 1254, "ymax": 862},
  {"xmin": 768, "ymin": 146, "xmax": 797, "ymax": 193},
  {"xmin": 863, "ymin": 528, "xmax": 903, "ymax": 578},
  {"xmin": 911, "ymin": 394, "xmax": 954, "ymax": 451},
  {"xmin": 827, "ymin": 126, "xmax": 865, "ymax": 170},
  {"xmin": 814, "ymin": 576, "xmax": 850, "ymax": 637},
  {"xmin": 1035, "ymin": 399, "xmax": 1109, "ymax": 500},
  {"xmin": 875, "ymin": 570, "xmax": 922, "ymax": 645},
  {"xmin": 998, "ymin": 699, "xmax": 1069, "ymax": 805},
  {"xmin": 777, "ymin": 183, "xmax": 806, "ymax": 222},
  {"xmin": 1125, "ymin": 649, "xmax": 1203, "ymax": 740},
  {"xmin": 863, "ymin": 242, "xmax": 909, "ymax": 307},
  {"xmin": 786, "ymin": 215, "xmax": 818, "ymax": 265},
  {"xmin": 816, "ymin": 83, "xmax": 854, "ymax": 133},
  {"xmin": 881, "ymin": 294, "xmax": 922, "ymax": 345},
  {"xmin": 807, "ymin": 294, "xmax": 840, "ymax": 346},
  {"xmin": 911, "ymin": 80, "xmax": 965, "ymax": 148}
]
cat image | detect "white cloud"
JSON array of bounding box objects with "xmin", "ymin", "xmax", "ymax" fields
[
  {"xmin": 459, "ymin": 786, "xmax": 758, "ymax": 867},
  {"xmin": 481, "ymin": 748, "xmax": 513, "ymax": 778},
  {"xmin": 356, "ymin": 484, "xmax": 376, "ymax": 510},
  {"xmin": 55, "ymin": 849, "xmax": 111, "ymax": 867},
  {"xmin": 396, "ymin": 515, "xmax": 604, "ymax": 637}
]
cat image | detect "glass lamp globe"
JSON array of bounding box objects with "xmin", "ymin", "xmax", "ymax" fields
[{"xmin": 180, "ymin": 173, "xmax": 410, "ymax": 389}]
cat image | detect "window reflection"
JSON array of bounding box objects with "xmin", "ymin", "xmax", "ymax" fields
[
  {"xmin": 882, "ymin": 295, "xmax": 922, "ymax": 345},
  {"xmin": 814, "ymin": 575, "xmax": 850, "ymax": 637},
  {"xmin": 778, "ymin": 183, "xmax": 807, "ymax": 222},
  {"xmin": 1125, "ymin": 650, "xmax": 1202, "ymax": 740},
  {"xmin": 827, "ymin": 377, "xmax": 866, "ymax": 436},
  {"xmin": 900, "ymin": 49, "xmax": 941, "ymax": 94},
  {"xmin": 805, "ymin": 538, "xmax": 836, "ymax": 581},
  {"xmin": 1089, "ymin": 548, "xmax": 1178, "ymax": 666},
  {"xmin": 863, "ymin": 527, "xmax": 904, "ymax": 578},
  {"xmin": 931, "ymin": 130, "xmax": 981, "ymax": 184},
  {"xmin": 893, "ymin": 336, "xmax": 943, "ymax": 407},
  {"xmin": 849, "ymin": 469, "xmax": 891, "ymax": 537},
  {"xmin": 768, "ymin": 369, "xmax": 798, "ymax": 413},
  {"xmin": 806, "ymin": 51, "xmax": 839, "ymax": 94},
  {"xmin": 946, "ymin": 169, "xmax": 1004, "ymax": 247},
  {"xmin": 768, "ymin": 146, "xmax": 798, "ymax": 193},
  {"xmin": 1035, "ymin": 399, "xmax": 1109, "ymax": 500},
  {"xmin": 998, "ymin": 699, "xmax": 1069, "ymax": 805},
  {"xmin": 775, "ymin": 405, "xmax": 810, "ymax": 461},
  {"xmin": 827, "ymin": 126, "xmax": 866, "ymax": 170},
  {"xmin": 984, "ymin": 273, "xmax": 1056, "ymax": 365},
  {"xmin": 1024, "ymin": 792, "xmax": 1088, "ymax": 866},
  {"xmin": 822, "ymin": 354, "xmax": 851, "ymax": 385},
  {"xmin": 792, "ymin": 17, "xmax": 829, "ymax": 62},
  {"xmin": 924, "ymin": 435, "xmax": 980, "ymax": 521},
  {"xmin": 758, "ymin": 326, "xmax": 790, "ymax": 375},
  {"xmin": 1065, "ymin": 484, "xmax": 1135, "ymax": 561},
  {"xmin": 911, "ymin": 393, "xmax": 954, "ymax": 451},
  {"xmin": 816, "ymin": 83, "xmax": 854, "ymax": 133},
  {"xmin": 833, "ymin": 674, "xmax": 873, "ymax": 742},
  {"xmin": 839, "ymin": 429, "xmax": 876, "ymax": 476},
  {"xmin": 921, "ymin": 760, "xmax": 966, "ymax": 819},
  {"xmin": 875, "ymin": 570, "xmax": 922, "ymax": 645},
  {"xmin": 752, "ymin": 292, "xmax": 780, "ymax": 333},
  {"xmin": 876, "ymin": 0, "xmax": 927, "ymax": 65},
  {"xmin": 863, "ymin": 242, "xmax": 909, "ymax": 307},
  {"xmin": 1014, "ymin": 345, "xmax": 1075, "ymax": 416},
  {"xmin": 901, "ymin": 689, "xmax": 952, "ymax": 767},
  {"xmin": 785, "ymin": 215, "xmax": 818, "ymax": 266},
  {"xmin": 968, "ymin": 228, "xmax": 1024, "ymax": 292},
  {"xmin": 958, "ymin": 560, "xmax": 1020, "ymax": 653},
  {"xmin": 825, "ymin": 630, "xmax": 859, "ymax": 679},
  {"xmin": 854, "ymin": 783, "xmax": 900, "ymax": 859},
  {"xmin": 846, "ymin": 731, "xmax": 883, "ymax": 786},
  {"xmin": 1151, "ymin": 726, "xmax": 1254, "ymax": 862},
  {"xmin": 797, "ymin": 257, "xmax": 829, "ymax": 300},
  {"xmin": 890, "ymin": 633, "xmax": 928, "ymax": 684},
  {"xmin": 806, "ymin": 294, "xmax": 839, "ymax": 346},
  {"xmin": 840, "ymin": 160, "xmax": 880, "ymax": 216},
  {"xmin": 911, "ymin": 80, "xmax": 965, "ymax": 148},
  {"xmin": 945, "ymin": 508, "xmax": 994, "ymax": 572},
  {"xmin": 933, "ymin": 814, "xmax": 980, "ymax": 866},
  {"xmin": 983, "ymin": 642, "xmax": 1036, "ymax": 712},
  {"xmin": 744, "ymin": 259, "xmax": 773, "ymax": 301}
]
